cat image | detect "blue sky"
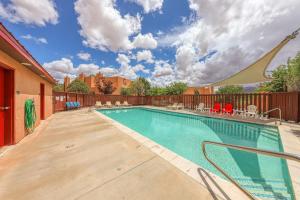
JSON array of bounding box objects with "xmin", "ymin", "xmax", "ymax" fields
[{"xmin": 1, "ymin": 0, "xmax": 299, "ymax": 85}]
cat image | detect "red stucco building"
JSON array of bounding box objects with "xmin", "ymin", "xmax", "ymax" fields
[{"xmin": 0, "ymin": 23, "xmax": 55, "ymax": 147}]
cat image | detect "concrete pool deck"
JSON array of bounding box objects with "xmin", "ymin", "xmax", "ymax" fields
[
  {"xmin": 1, "ymin": 108, "xmax": 299, "ymax": 200},
  {"xmin": 0, "ymin": 109, "xmax": 219, "ymax": 200}
]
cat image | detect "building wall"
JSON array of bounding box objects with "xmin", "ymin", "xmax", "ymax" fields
[
  {"xmin": 0, "ymin": 50, "xmax": 53, "ymax": 143},
  {"xmin": 105, "ymin": 76, "xmax": 131, "ymax": 95}
]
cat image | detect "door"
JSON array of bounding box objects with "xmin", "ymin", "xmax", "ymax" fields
[
  {"xmin": 40, "ymin": 83, "xmax": 45, "ymax": 120},
  {"xmin": 0, "ymin": 67, "xmax": 4, "ymax": 146},
  {"xmin": 0, "ymin": 67, "xmax": 13, "ymax": 146}
]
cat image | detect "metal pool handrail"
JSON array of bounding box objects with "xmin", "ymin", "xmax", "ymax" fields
[
  {"xmin": 261, "ymin": 107, "xmax": 282, "ymax": 125},
  {"xmin": 202, "ymin": 141, "xmax": 300, "ymax": 200}
]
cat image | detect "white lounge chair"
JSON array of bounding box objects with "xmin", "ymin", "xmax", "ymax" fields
[
  {"xmin": 95, "ymin": 101, "xmax": 103, "ymax": 108},
  {"xmin": 195, "ymin": 103, "xmax": 208, "ymax": 112},
  {"xmin": 245, "ymin": 105, "xmax": 258, "ymax": 118},
  {"xmin": 115, "ymin": 101, "xmax": 121, "ymax": 107},
  {"xmin": 105, "ymin": 101, "xmax": 113, "ymax": 108},
  {"xmin": 172, "ymin": 103, "xmax": 184, "ymax": 110},
  {"xmin": 167, "ymin": 103, "xmax": 178, "ymax": 109},
  {"xmin": 177, "ymin": 103, "xmax": 184, "ymax": 110},
  {"xmin": 122, "ymin": 101, "xmax": 131, "ymax": 106}
]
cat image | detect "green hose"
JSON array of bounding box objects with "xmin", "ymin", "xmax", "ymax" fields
[{"xmin": 25, "ymin": 99, "xmax": 36, "ymax": 133}]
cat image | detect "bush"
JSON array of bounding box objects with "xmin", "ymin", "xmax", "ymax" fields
[{"xmin": 120, "ymin": 88, "xmax": 131, "ymax": 96}]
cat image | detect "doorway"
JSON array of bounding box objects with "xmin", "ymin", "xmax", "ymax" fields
[
  {"xmin": 0, "ymin": 66, "xmax": 14, "ymax": 147},
  {"xmin": 40, "ymin": 83, "xmax": 45, "ymax": 120}
]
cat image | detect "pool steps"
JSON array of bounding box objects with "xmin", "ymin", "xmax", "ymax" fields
[{"xmin": 234, "ymin": 177, "xmax": 293, "ymax": 199}]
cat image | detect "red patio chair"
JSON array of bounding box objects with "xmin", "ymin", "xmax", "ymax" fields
[
  {"xmin": 210, "ymin": 103, "xmax": 221, "ymax": 113},
  {"xmin": 222, "ymin": 103, "xmax": 233, "ymax": 115}
]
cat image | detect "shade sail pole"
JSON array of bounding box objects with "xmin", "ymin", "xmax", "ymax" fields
[{"xmin": 212, "ymin": 27, "xmax": 300, "ymax": 87}]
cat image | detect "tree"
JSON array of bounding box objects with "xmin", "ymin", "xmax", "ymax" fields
[
  {"xmin": 53, "ymin": 84, "xmax": 64, "ymax": 92},
  {"xmin": 120, "ymin": 87, "xmax": 131, "ymax": 96},
  {"xmin": 269, "ymin": 66, "xmax": 288, "ymax": 92},
  {"xmin": 286, "ymin": 52, "xmax": 300, "ymax": 91},
  {"xmin": 194, "ymin": 89, "xmax": 200, "ymax": 95},
  {"xmin": 67, "ymin": 79, "xmax": 89, "ymax": 93},
  {"xmin": 216, "ymin": 85, "xmax": 244, "ymax": 94},
  {"xmin": 130, "ymin": 77, "xmax": 151, "ymax": 96},
  {"xmin": 96, "ymin": 79, "xmax": 116, "ymax": 94},
  {"xmin": 165, "ymin": 82, "xmax": 188, "ymax": 95},
  {"xmin": 149, "ymin": 87, "xmax": 167, "ymax": 96}
]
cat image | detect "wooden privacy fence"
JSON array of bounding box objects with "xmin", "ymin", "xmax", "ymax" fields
[{"xmin": 53, "ymin": 92, "xmax": 300, "ymax": 122}]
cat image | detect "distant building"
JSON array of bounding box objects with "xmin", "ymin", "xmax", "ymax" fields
[
  {"xmin": 184, "ymin": 86, "xmax": 214, "ymax": 95},
  {"xmin": 64, "ymin": 73, "xmax": 131, "ymax": 95}
]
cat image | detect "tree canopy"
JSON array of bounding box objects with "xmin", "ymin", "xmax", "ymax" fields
[
  {"xmin": 67, "ymin": 79, "xmax": 89, "ymax": 93},
  {"xmin": 216, "ymin": 85, "xmax": 244, "ymax": 94},
  {"xmin": 129, "ymin": 77, "xmax": 151, "ymax": 96},
  {"xmin": 165, "ymin": 82, "xmax": 188, "ymax": 95},
  {"xmin": 53, "ymin": 83, "xmax": 64, "ymax": 92}
]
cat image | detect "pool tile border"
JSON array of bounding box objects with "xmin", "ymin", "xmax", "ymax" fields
[{"xmin": 94, "ymin": 109, "xmax": 250, "ymax": 200}]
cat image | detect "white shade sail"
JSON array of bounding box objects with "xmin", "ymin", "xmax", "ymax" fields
[{"xmin": 212, "ymin": 29, "xmax": 299, "ymax": 86}]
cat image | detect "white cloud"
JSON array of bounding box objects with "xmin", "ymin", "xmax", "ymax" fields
[
  {"xmin": 0, "ymin": 0, "xmax": 58, "ymax": 26},
  {"xmin": 152, "ymin": 60, "xmax": 174, "ymax": 77},
  {"xmin": 129, "ymin": 0, "xmax": 164, "ymax": 13},
  {"xmin": 43, "ymin": 58, "xmax": 76, "ymax": 82},
  {"xmin": 99, "ymin": 67, "xmax": 118, "ymax": 77},
  {"xmin": 136, "ymin": 50, "xmax": 154, "ymax": 63},
  {"xmin": 77, "ymin": 52, "xmax": 91, "ymax": 61},
  {"xmin": 77, "ymin": 63, "xmax": 100, "ymax": 75},
  {"xmin": 118, "ymin": 65, "xmax": 138, "ymax": 80},
  {"xmin": 132, "ymin": 64, "xmax": 150, "ymax": 74},
  {"xmin": 133, "ymin": 33, "xmax": 158, "ymax": 49},
  {"xmin": 43, "ymin": 58, "xmax": 101, "ymax": 82},
  {"xmin": 150, "ymin": 60, "xmax": 175, "ymax": 86},
  {"xmin": 116, "ymin": 54, "xmax": 130, "ymax": 66},
  {"xmin": 21, "ymin": 34, "xmax": 48, "ymax": 44},
  {"xmin": 74, "ymin": 0, "xmax": 142, "ymax": 52},
  {"xmin": 157, "ymin": 0, "xmax": 300, "ymax": 86}
]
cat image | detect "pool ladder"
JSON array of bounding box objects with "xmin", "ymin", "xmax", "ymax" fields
[
  {"xmin": 202, "ymin": 141, "xmax": 300, "ymax": 200},
  {"xmin": 260, "ymin": 108, "xmax": 282, "ymax": 125}
]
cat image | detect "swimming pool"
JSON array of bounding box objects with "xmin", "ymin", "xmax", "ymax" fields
[{"xmin": 98, "ymin": 107, "xmax": 294, "ymax": 200}]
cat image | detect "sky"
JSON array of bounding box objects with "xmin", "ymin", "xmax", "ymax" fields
[{"xmin": 0, "ymin": 0, "xmax": 299, "ymax": 86}]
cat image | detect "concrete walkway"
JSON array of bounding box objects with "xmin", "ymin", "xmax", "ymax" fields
[{"xmin": 0, "ymin": 109, "xmax": 215, "ymax": 200}]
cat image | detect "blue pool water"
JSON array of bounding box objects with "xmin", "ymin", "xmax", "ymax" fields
[{"xmin": 99, "ymin": 107, "xmax": 294, "ymax": 199}]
